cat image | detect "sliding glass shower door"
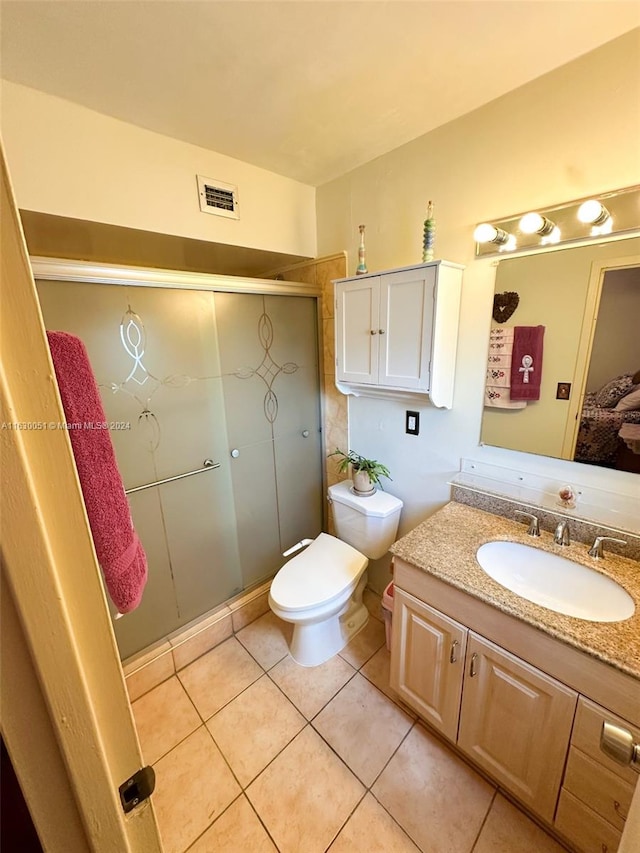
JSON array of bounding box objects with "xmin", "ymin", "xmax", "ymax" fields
[{"xmin": 36, "ymin": 277, "xmax": 322, "ymax": 659}]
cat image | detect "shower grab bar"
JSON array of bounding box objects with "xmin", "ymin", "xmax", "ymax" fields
[{"xmin": 125, "ymin": 459, "xmax": 220, "ymax": 495}]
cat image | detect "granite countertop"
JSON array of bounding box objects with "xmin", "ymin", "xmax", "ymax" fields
[{"xmin": 390, "ymin": 502, "xmax": 640, "ymax": 680}]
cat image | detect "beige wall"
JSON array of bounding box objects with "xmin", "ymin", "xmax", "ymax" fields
[
  {"xmin": 1, "ymin": 81, "xmax": 317, "ymax": 258},
  {"xmin": 316, "ymin": 30, "xmax": 640, "ymax": 590}
]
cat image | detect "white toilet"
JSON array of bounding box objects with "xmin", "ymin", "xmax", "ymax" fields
[{"xmin": 269, "ymin": 481, "xmax": 403, "ymax": 667}]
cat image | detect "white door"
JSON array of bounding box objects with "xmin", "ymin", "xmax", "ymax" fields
[
  {"xmin": 0, "ymin": 145, "xmax": 162, "ymax": 851},
  {"xmin": 379, "ymin": 267, "xmax": 434, "ymax": 390},
  {"xmin": 336, "ymin": 277, "xmax": 380, "ymax": 384}
]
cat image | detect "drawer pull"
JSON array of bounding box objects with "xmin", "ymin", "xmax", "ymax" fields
[
  {"xmin": 450, "ymin": 640, "xmax": 459, "ymax": 664},
  {"xmin": 613, "ymin": 800, "xmax": 628, "ymax": 821},
  {"xmin": 601, "ymin": 721, "xmax": 640, "ymax": 769},
  {"xmin": 469, "ymin": 652, "xmax": 478, "ymax": 678},
  {"xmin": 601, "ymin": 845, "xmax": 608, "ymax": 853}
]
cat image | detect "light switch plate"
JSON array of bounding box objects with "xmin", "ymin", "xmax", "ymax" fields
[{"xmin": 406, "ymin": 410, "xmax": 419, "ymax": 435}]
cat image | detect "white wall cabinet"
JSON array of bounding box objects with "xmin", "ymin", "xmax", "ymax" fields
[{"xmin": 334, "ymin": 260, "xmax": 463, "ymax": 407}]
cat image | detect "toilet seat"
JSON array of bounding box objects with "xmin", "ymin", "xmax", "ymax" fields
[{"xmin": 270, "ymin": 533, "xmax": 368, "ymax": 613}]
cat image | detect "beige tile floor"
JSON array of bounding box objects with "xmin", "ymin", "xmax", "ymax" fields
[{"xmin": 132, "ymin": 605, "xmax": 569, "ymax": 853}]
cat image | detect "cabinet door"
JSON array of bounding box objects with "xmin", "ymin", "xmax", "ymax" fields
[
  {"xmin": 458, "ymin": 632, "xmax": 577, "ymax": 822},
  {"xmin": 378, "ymin": 267, "xmax": 434, "ymax": 390},
  {"xmin": 390, "ymin": 588, "xmax": 467, "ymax": 741},
  {"xmin": 335, "ymin": 277, "xmax": 380, "ymax": 384}
]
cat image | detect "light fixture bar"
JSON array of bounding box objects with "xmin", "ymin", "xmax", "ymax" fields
[{"xmin": 473, "ymin": 184, "xmax": 640, "ymax": 258}]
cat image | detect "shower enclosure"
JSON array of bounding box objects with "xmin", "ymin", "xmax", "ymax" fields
[{"xmin": 35, "ymin": 263, "xmax": 323, "ymax": 659}]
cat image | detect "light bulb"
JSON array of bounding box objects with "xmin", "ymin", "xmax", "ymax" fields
[
  {"xmin": 578, "ymin": 199, "xmax": 610, "ymax": 226},
  {"xmin": 519, "ymin": 212, "xmax": 556, "ymax": 236},
  {"xmin": 473, "ymin": 223, "xmax": 510, "ymax": 244},
  {"xmin": 541, "ymin": 226, "xmax": 561, "ymax": 245}
]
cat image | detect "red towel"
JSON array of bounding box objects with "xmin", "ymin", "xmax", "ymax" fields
[
  {"xmin": 47, "ymin": 331, "xmax": 148, "ymax": 613},
  {"xmin": 510, "ymin": 325, "xmax": 545, "ymax": 401}
]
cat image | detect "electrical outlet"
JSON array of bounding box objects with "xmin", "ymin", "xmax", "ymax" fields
[{"xmin": 406, "ymin": 410, "xmax": 419, "ymax": 435}]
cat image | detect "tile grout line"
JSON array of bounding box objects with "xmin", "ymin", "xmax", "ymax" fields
[
  {"xmin": 469, "ymin": 787, "xmax": 498, "ymax": 852},
  {"xmin": 141, "ymin": 611, "xmax": 392, "ymax": 851}
]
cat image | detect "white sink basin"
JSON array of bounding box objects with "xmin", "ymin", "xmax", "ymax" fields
[{"xmin": 476, "ymin": 541, "xmax": 635, "ymax": 622}]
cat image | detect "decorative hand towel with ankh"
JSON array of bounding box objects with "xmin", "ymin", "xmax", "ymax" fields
[{"xmin": 510, "ymin": 325, "xmax": 545, "ymax": 401}]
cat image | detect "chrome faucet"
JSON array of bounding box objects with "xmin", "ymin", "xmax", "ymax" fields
[
  {"xmin": 588, "ymin": 536, "xmax": 627, "ymax": 559},
  {"xmin": 514, "ymin": 510, "xmax": 540, "ymax": 537},
  {"xmin": 553, "ymin": 520, "xmax": 571, "ymax": 546}
]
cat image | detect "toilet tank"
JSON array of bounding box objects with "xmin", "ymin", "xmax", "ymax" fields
[{"xmin": 328, "ymin": 481, "xmax": 403, "ymax": 560}]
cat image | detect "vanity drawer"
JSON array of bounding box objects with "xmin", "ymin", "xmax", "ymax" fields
[
  {"xmin": 556, "ymin": 789, "xmax": 621, "ymax": 853},
  {"xmin": 572, "ymin": 698, "xmax": 640, "ymax": 785},
  {"xmin": 563, "ymin": 747, "xmax": 634, "ymax": 832}
]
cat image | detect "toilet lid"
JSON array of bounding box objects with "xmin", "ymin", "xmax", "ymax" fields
[
  {"xmin": 328, "ymin": 481, "xmax": 403, "ymax": 517},
  {"xmin": 270, "ymin": 533, "xmax": 368, "ymax": 612}
]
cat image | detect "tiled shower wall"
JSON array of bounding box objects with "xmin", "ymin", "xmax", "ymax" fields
[{"xmin": 273, "ymin": 253, "xmax": 350, "ymax": 513}]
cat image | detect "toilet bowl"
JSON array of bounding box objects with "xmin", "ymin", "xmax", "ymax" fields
[{"xmin": 269, "ymin": 482, "xmax": 403, "ymax": 667}]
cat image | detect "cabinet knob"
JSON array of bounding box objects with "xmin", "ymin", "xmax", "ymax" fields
[
  {"xmin": 379, "ymin": 329, "xmax": 385, "ymax": 335},
  {"xmin": 450, "ymin": 640, "xmax": 459, "ymax": 664},
  {"xmin": 370, "ymin": 329, "xmax": 378, "ymax": 335},
  {"xmin": 469, "ymin": 653, "xmax": 478, "ymax": 678}
]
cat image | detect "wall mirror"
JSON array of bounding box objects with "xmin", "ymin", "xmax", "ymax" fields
[{"xmin": 480, "ymin": 235, "xmax": 640, "ymax": 474}]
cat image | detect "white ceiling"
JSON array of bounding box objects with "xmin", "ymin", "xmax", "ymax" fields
[{"xmin": 1, "ymin": 1, "xmax": 639, "ymax": 186}]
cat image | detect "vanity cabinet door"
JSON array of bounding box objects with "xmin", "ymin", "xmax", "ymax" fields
[
  {"xmin": 390, "ymin": 588, "xmax": 467, "ymax": 741},
  {"xmin": 457, "ymin": 632, "xmax": 578, "ymax": 822}
]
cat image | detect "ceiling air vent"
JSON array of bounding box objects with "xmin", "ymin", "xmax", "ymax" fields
[{"xmin": 196, "ymin": 175, "xmax": 239, "ymax": 220}]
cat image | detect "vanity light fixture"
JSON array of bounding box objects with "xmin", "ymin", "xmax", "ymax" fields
[{"xmin": 473, "ymin": 184, "xmax": 640, "ymax": 258}]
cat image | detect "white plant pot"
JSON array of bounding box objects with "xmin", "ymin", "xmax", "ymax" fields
[{"xmin": 352, "ymin": 469, "xmax": 375, "ymax": 495}]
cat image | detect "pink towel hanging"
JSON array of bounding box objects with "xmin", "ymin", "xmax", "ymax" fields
[
  {"xmin": 47, "ymin": 331, "xmax": 148, "ymax": 613},
  {"xmin": 510, "ymin": 325, "xmax": 545, "ymax": 401}
]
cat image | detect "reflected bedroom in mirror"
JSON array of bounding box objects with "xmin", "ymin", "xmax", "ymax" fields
[{"xmin": 481, "ymin": 235, "xmax": 640, "ymax": 474}]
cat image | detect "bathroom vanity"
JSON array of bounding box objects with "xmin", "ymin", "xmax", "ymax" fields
[{"xmin": 389, "ymin": 502, "xmax": 640, "ymax": 852}]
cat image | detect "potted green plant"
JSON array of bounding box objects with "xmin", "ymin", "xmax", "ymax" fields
[{"xmin": 328, "ymin": 448, "xmax": 392, "ymax": 495}]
